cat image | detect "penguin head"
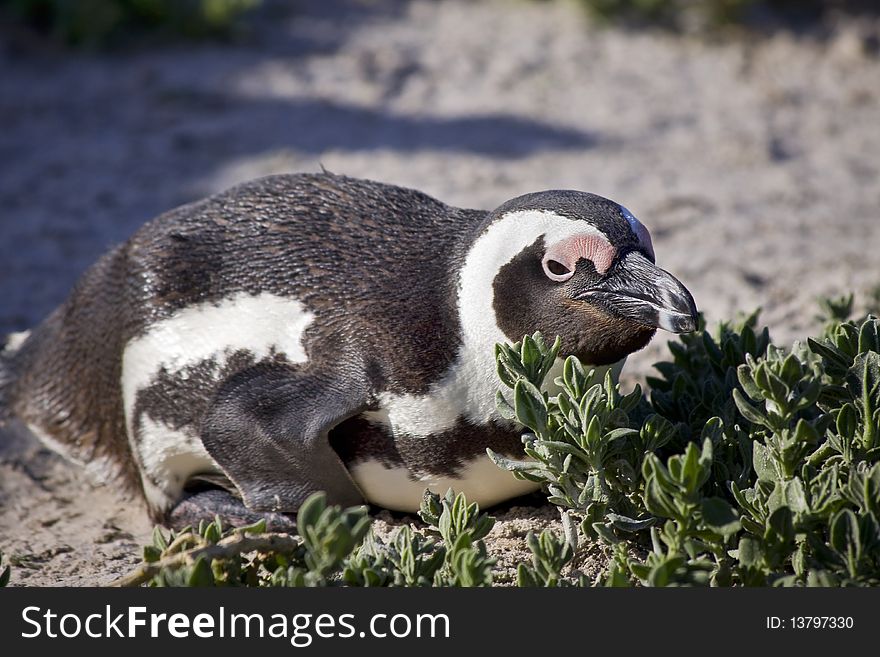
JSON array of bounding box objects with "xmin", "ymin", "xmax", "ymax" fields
[{"xmin": 461, "ymin": 190, "xmax": 698, "ymax": 366}]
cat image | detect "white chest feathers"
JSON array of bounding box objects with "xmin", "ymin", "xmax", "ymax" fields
[
  {"xmin": 121, "ymin": 292, "xmax": 315, "ymax": 511},
  {"xmin": 350, "ymin": 339, "xmax": 539, "ymax": 511},
  {"xmin": 348, "ymin": 358, "xmax": 624, "ymax": 513},
  {"xmin": 349, "ymin": 458, "xmax": 540, "ymax": 513}
]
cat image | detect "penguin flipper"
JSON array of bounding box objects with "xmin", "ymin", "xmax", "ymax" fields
[{"xmin": 198, "ymin": 361, "xmax": 368, "ymax": 513}]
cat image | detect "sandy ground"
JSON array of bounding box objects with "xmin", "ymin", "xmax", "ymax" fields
[{"xmin": 1, "ymin": 0, "xmax": 879, "ymax": 586}]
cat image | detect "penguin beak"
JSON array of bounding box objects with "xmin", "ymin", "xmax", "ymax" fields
[{"xmin": 578, "ymin": 251, "xmax": 698, "ymax": 333}]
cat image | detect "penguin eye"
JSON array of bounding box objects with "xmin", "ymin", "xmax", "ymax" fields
[{"xmin": 542, "ymin": 258, "xmax": 574, "ymax": 282}]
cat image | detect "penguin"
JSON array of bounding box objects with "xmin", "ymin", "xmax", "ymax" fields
[{"xmin": 0, "ymin": 173, "xmax": 697, "ymax": 528}]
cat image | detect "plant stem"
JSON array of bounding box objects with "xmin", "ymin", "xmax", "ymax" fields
[{"xmin": 110, "ymin": 533, "xmax": 300, "ymax": 587}]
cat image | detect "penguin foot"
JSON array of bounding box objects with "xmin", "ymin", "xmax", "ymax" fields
[{"xmin": 166, "ymin": 489, "xmax": 297, "ymax": 533}]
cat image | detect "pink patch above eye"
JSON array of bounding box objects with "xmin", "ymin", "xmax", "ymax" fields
[{"xmin": 542, "ymin": 233, "xmax": 617, "ymax": 281}]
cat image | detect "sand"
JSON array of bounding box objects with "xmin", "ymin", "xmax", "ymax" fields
[{"xmin": 1, "ymin": 0, "xmax": 879, "ymax": 586}]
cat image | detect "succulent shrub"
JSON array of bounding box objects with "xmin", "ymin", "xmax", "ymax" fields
[
  {"xmin": 491, "ymin": 305, "xmax": 880, "ymax": 586},
  {"xmin": 124, "ymin": 489, "xmax": 497, "ymax": 588}
]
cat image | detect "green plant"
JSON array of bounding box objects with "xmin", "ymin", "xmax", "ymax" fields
[
  {"xmin": 343, "ymin": 489, "xmax": 497, "ymax": 587},
  {"xmin": 581, "ymin": 0, "xmax": 754, "ymax": 28},
  {"xmin": 573, "ymin": 0, "xmax": 837, "ymax": 31},
  {"xmin": 343, "ymin": 526, "xmax": 445, "ymax": 587},
  {"xmin": 267, "ymin": 493, "xmax": 372, "ymax": 587},
  {"xmin": 115, "ymin": 493, "xmax": 367, "ymax": 587},
  {"xmin": 122, "ymin": 489, "xmax": 497, "ymax": 587},
  {"xmin": 419, "ymin": 489, "xmax": 497, "ymax": 586},
  {"xmin": 0, "ymin": 0, "xmax": 261, "ymax": 46},
  {"xmin": 492, "ymin": 333, "xmax": 669, "ymax": 539},
  {"xmin": 491, "ymin": 307, "xmax": 880, "ymax": 586},
  {"xmin": 516, "ymin": 528, "xmax": 587, "ymax": 587}
]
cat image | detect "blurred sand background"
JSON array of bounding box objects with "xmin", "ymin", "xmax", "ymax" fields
[{"xmin": 1, "ymin": 0, "xmax": 879, "ymax": 585}]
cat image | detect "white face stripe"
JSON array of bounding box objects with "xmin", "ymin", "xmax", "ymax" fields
[
  {"xmin": 120, "ymin": 291, "xmax": 315, "ymax": 510},
  {"xmin": 373, "ymin": 210, "xmax": 609, "ymax": 438},
  {"xmin": 458, "ymin": 209, "xmax": 608, "ymax": 348}
]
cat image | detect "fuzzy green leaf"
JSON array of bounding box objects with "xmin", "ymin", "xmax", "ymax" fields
[
  {"xmin": 152, "ymin": 526, "xmax": 168, "ymax": 551},
  {"xmin": 485, "ymin": 448, "xmax": 542, "ymax": 473},
  {"xmin": 516, "ymin": 563, "xmax": 539, "ymax": 587},
  {"xmin": 495, "ymin": 390, "xmax": 517, "ymax": 420},
  {"xmin": 297, "ymin": 492, "xmax": 326, "ymax": 531},
  {"xmin": 738, "ymin": 536, "xmax": 761, "ymax": 568},
  {"xmin": 733, "ymin": 389, "xmax": 770, "ymax": 426},
  {"xmin": 513, "ymin": 379, "xmax": 548, "ymax": 433},
  {"xmin": 767, "ymin": 507, "xmax": 795, "ymax": 544},
  {"xmin": 752, "ymin": 441, "xmax": 776, "ymax": 482},
  {"xmin": 836, "ymin": 403, "xmax": 859, "ymax": 441},
  {"xmin": 737, "ymin": 364, "xmax": 764, "ymax": 401},
  {"xmin": 701, "ymin": 498, "xmax": 741, "ymax": 537},
  {"xmin": 187, "ymin": 556, "xmax": 215, "ymax": 587},
  {"xmin": 607, "ymin": 513, "xmax": 655, "ymax": 533},
  {"xmin": 858, "ymin": 318, "xmax": 880, "ymax": 354},
  {"xmin": 143, "ymin": 545, "xmax": 162, "ymax": 563},
  {"xmin": 830, "ymin": 509, "xmax": 861, "ymax": 566}
]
